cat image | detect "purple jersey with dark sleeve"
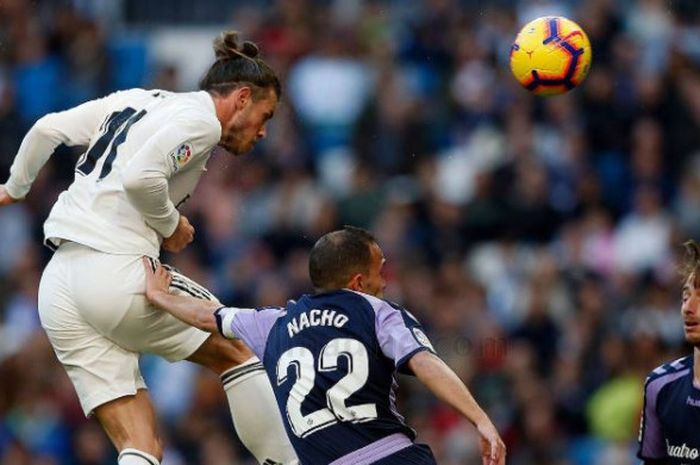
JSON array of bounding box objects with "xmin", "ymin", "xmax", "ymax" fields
[
  {"xmin": 637, "ymin": 355, "xmax": 700, "ymax": 464},
  {"xmin": 217, "ymin": 289, "xmax": 437, "ymax": 465}
]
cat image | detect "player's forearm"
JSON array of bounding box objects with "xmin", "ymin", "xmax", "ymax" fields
[
  {"xmin": 5, "ymin": 117, "xmax": 69, "ymax": 199},
  {"xmin": 409, "ymin": 351, "xmax": 491, "ymax": 427},
  {"xmin": 148, "ymin": 290, "xmax": 220, "ymax": 333},
  {"xmin": 122, "ymin": 170, "xmax": 180, "ymax": 237}
]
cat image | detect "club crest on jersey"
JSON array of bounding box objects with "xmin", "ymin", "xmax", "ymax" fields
[
  {"xmin": 169, "ymin": 143, "xmax": 192, "ymax": 172},
  {"xmin": 412, "ymin": 328, "xmax": 434, "ymax": 351}
]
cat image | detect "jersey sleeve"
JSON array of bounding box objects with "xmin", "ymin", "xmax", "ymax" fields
[
  {"xmin": 120, "ymin": 116, "xmax": 220, "ymax": 237},
  {"xmin": 4, "ymin": 95, "xmax": 112, "ymax": 199},
  {"xmin": 214, "ymin": 306, "xmax": 285, "ymax": 359},
  {"xmin": 637, "ymin": 375, "xmax": 668, "ymax": 461},
  {"xmin": 374, "ymin": 301, "xmax": 436, "ymax": 375}
]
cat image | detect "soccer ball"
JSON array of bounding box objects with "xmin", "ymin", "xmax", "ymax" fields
[{"xmin": 510, "ymin": 16, "xmax": 592, "ymax": 96}]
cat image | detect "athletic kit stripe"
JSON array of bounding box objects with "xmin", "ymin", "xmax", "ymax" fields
[
  {"xmin": 118, "ymin": 451, "xmax": 159, "ymax": 465},
  {"xmin": 146, "ymin": 257, "xmax": 216, "ymax": 301},
  {"xmin": 170, "ymin": 275, "xmax": 216, "ymax": 301},
  {"xmin": 170, "ymin": 281, "xmax": 210, "ymax": 300},
  {"xmin": 221, "ymin": 362, "xmax": 265, "ymax": 386}
]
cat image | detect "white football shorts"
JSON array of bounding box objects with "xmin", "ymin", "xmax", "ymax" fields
[{"xmin": 38, "ymin": 241, "xmax": 214, "ymax": 416}]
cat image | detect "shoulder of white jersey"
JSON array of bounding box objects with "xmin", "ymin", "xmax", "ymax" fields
[
  {"xmin": 106, "ymin": 87, "xmax": 155, "ymax": 102},
  {"xmin": 645, "ymin": 355, "xmax": 693, "ymax": 385},
  {"xmin": 108, "ymin": 89, "xmax": 220, "ymax": 144},
  {"xmin": 170, "ymin": 94, "xmax": 221, "ymax": 145}
]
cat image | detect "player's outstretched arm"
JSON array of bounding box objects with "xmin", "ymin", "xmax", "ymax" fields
[
  {"xmin": 143, "ymin": 258, "xmax": 220, "ymax": 332},
  {"xmin": 408, "ymin": 351, "xmax": 506, "ymax": 465},
  {"xmin": 0, "ymin": 185, "xmax": 22, "ymax": 207}
]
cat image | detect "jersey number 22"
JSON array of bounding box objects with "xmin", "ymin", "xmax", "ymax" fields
[{"xmin": 276, "ymin": 338, "xmax": 378, "ymax": 438}]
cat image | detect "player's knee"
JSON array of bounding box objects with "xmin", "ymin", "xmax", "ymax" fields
[{"xmin": 190, "ymin": 334, "xmax": 254, "ymax": 374}]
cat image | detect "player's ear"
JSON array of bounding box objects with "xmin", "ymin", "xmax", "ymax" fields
[
  {"xmin": 346, "ymin": 273, "xmax": 364, "ymax": 292},
  {"xmin": 236, "ymin": 86, "xmax": 252, "ymax": 107}
]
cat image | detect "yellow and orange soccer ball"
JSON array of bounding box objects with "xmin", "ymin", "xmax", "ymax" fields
[{"xmin": 510, "ymin": 16, "xmax": 592, "ymax": 96}]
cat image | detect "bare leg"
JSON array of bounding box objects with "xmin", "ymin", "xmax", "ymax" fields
[{"xmin": 93, "ymin": 389, "xmax": 162, "ymax": 462}]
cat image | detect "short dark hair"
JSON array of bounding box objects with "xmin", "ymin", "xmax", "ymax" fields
[
  {"xmin": 682, "ymin": 240, "xmax": 700, "ymax": 288},
  {"xmin": 309, "ymin": 226, "xmax": 377, "ymax": 291},
  {"xmin": 199, "ymin": 31, "xmax": 281, "ymax": 100}
]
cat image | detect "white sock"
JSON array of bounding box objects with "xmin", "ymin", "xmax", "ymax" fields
[
  {"xmin": 221, "ymin": 357, "xmax": 298, "ymax": 465},
  {"xmin": 118, "ymin": 448, "xmax": 160, "ymax": 465}
]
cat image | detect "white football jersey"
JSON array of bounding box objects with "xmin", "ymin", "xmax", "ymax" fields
[{"xmin": 5, "ymin": 89, "xmax": 221, "ymax": 257}]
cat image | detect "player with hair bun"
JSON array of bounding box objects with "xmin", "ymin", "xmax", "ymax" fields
[{"xmin": 0, "ymin": 31, "xmax": 296, "ymax": 465}]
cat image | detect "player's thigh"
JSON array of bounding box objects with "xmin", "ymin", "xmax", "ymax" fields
[
  {"xmin": 108, "ymin": 263, "xmax": 214, "ymax": 361},
  {"xmin": 58, "ymin": 249, "xmax": 206, "ymax": 361},
  {"xmin": 38, "ymin": 250, "xmax": 146, "ymax": 416},
  {"xmin": 149, "ymin": 269, "xmax": 256, "ymax": 370},
  {"xmin": 109, "ymin": 292, "xmax": 209, "ymax": 361}
]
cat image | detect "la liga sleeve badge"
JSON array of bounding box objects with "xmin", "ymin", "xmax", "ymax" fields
[{"xmin": 168, "ymin": 143, "xmax": 192, "ymax": 172}]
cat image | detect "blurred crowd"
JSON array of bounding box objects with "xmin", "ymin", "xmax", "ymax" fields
[{"xmin": 2, "ymin": 0, "xmax": 700, "ymax": 464}]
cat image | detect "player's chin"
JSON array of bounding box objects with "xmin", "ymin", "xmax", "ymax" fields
[
  {"xmin": 684, "ymin": 332, "xmax": 700, "ymax": 347},
  {"xmin": 227, "ymin": 143, "xmax": 255, "ymax": 156},
  {"xmin": 220, "ymin": 144, "xmax": 242, "ymax": 156},
  {"xmin": 243, "ymin": 141, "xmax": 257, "ymax": 154}
]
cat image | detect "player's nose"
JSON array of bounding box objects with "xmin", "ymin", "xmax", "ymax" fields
[{"xmin": 683, "ymin": 299, "xmax": 697, "ymax": 316}]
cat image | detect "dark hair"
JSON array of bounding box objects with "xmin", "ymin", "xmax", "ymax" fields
[
  {"xmin": 682, "ymin": 240, "xmax": 700, "ymax": 288},
  {"xmin": 199, "ymin": 31, "xmax": 281, "ymax": 100},
  {"xmin": 309, "ymin": 226, "xmax": 377, "ymax": 291}
]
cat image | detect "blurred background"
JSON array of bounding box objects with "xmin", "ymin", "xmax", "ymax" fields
[{"xmin": 1, "ymin": 0, "xmax": 699, "ymax": 464}]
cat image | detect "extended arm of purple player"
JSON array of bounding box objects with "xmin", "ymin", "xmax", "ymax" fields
[
  {"xmin": 408, "ymin": 352, "xmax": 506, "ymax": 465},
  {"xmin": 373, "ymin": 300, "xmax": 505, "ymax": 465},
  {"xmin": 143, "ymin": 258, "xmax": 222, "ymax": 332},
  {"xmin": 144, "ymin": 259, "xmax": 282, "ymax": 360}
]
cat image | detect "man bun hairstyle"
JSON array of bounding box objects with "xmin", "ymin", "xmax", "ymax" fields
[
  {"xmin": 200, "ymin": 30, "xmax": 281, "ymax": 100},
  {"xmin": 309, "ymin": 226, "xmax": 377, "ymax": 292},
  {"xmin": 213, "ymin": 32, "xmax": 259, "ymax": 60}
]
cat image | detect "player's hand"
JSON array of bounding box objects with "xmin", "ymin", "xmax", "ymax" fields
[
  {"xmin": 0, "ymin": 185, "xmax": 22, "ymax": 207},
  {"xmin": 143, "ymin": 257, "xmax": 172, "ymax": 303},
  {"xmin": 162, "ymin": 214, "xmax": 194, "ymax": 253},
  {"xmin": 477, "ymin": 420, "xmax": 506, "ymax": 465}
]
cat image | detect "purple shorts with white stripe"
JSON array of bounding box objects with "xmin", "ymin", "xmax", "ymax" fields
[{"xmin": 372, "ymin": 443, "xmax": 437, "ymax": 465}]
